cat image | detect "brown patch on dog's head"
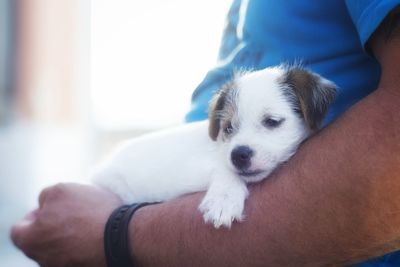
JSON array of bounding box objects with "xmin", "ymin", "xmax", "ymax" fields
[
  {"xmin": 279, "ymin": 67, "xmax": 337, "ymax": 130},
  {"xmin": 208, "ymin": 81, "xmax": 237, "ymax": 141}
]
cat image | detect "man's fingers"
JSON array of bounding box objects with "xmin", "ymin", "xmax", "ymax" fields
[
  {"xmin": 10, "ymin": 209, "xmax": 38, "ymax": 249},
  {"xmin": 10, "ymin": 221, "xmax": 28, "ymax": 248},
  {"xmin": 10, "ymin": 209, "xmax": 44, "ymax": 263}
]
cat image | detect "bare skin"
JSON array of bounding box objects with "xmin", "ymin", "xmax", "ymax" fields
[
  {"xmin": 11, "ymin": 8, "xmax": 400, "ymax": 267},
  {"xmin": 11, "ymin": 184, "xmax": 121, "ymax": 267}
]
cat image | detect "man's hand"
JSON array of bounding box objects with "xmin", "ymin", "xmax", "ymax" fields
[{"xmin": 10, "ymin": 183, "xmax": 122, "ymax": 267}]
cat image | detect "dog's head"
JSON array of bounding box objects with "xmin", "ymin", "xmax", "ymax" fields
[{"xmin": 208, "ymin": 66, "xmax": 336, "ymax": 182}]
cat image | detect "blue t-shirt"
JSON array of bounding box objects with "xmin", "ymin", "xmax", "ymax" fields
[{"xmin": 185, "ymin": 0, "xmax": 400, "ymax": 266}]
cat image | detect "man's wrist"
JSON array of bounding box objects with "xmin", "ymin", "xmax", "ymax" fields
[
  {"xmin": 128, "ymin": 205, "xmax": 151, "ymax": 267},
  {"xmin": 127, "ymin": 194, "xmax": 206, "ymax": 267},
  {"xmin": 105, "ymin": 203, "xmax": 157, "ymax": 267}
]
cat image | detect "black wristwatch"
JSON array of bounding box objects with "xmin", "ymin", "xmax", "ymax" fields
[{"xmin": 104, "ymin": 203, "xmax": 154, "ymax": 267}]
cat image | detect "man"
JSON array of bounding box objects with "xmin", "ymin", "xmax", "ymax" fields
[{"xmin": 11, "ymin": 1, "xmax": 400, "ymax": 266}]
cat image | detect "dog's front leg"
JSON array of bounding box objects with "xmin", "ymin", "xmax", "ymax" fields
[{"xmin": 198, "ymin": 171, "xmax": 249, "ymax": 228}]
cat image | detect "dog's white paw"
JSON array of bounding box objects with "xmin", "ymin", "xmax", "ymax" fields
[{"xmin": 198, "ymin": 193, "xmax": 245, "ymax": 229}]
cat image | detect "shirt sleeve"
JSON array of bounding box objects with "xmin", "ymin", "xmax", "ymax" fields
[
  {"xmin": 345, "ymin": 0, "xmax": 400, "ymax": 47},
  {"xmin": 185, "ymin": 0, "xmax": 265, "ymax": 122}
]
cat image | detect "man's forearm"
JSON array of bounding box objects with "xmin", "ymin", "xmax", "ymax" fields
[
  {"xmin": 130, "ymin": 14, "xmax": 400, "ymax": 267},
  {"xmin": 130, "ymin": 86, "xmax": 400, "ymax": 266}
]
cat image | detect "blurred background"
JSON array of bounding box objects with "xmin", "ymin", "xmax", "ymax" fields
[{"xmin": 0, "ymin": 0, "xmax": 231, "ymax": 265}]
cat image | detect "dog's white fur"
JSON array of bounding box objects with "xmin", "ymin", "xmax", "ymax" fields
[{"xmin": 92, "ymin": 66, "xmax": 336, "ymax": 228}]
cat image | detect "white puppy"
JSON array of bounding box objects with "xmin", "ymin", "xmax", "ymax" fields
[{"xmin": 92, "ymin": 66, "xmax": 336, "ymax": 228}]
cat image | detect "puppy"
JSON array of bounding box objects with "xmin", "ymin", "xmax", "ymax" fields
[{"xmin": 92, "ymin": 66, "xmax": 336, "ymax": 228}]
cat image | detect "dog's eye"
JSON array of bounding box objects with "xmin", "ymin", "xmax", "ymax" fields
[
  {"xmin": 223, "ymin": 122, "xmax": 234, "ymax": 135},
  {"xmin": 263, "ymin": 117, "xmax": 284, "ymax": 128}
]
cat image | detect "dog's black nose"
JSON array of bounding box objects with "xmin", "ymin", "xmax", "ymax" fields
[{"xmin": 231, "ymin": 146, "xmax": 253, "ymax": 170}]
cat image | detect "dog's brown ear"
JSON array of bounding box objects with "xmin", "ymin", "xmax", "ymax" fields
[
  {"xmin": 208, "ymin": 82, "xmax": 234, "ymax": 141},
  {"xmin": 208, "ymin": 93, "xmax": 224, "ymax": 141},
  {"xmin": 280, "ymin": 67, "xmax": 337, "ymax": 130}
]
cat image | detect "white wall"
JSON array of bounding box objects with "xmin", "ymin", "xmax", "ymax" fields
[{"xmin": 91, "ymin": 0, "xmax": 232, "ymax": 130}]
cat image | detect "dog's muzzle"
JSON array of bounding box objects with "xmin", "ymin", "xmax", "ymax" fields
[{"xmin": 231, "ymin": 145, "xmax": 253, "ymax": 171}]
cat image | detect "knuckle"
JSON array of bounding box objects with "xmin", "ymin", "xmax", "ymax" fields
[
  {"xmin": 10, "ymin": 225, "xmax": 21, "ymax": 247},
  {"xmin": 39, "ymin": 187, "xmax": 52, "ymax": 206},
  {"xmin": 39, "ymin": 186, "xmax": 51, "ymax": 200},
  {"xmin": 39, "ymin": 183, "xmax": 69, "ymax": 204},
  {"xmin": 51, "ymin": 182, "xmax": 68, "ymax": 194},
  {"xmin": 46, "ymin": 186, "xmax": 63, "ymax": 201},
  {"xmin": 10, "ymin": 226, "xmax": 35, "ymax": 258},
  {"xmin": 23, "ymin": 249, "xmax": 39, "ymax": 262}
]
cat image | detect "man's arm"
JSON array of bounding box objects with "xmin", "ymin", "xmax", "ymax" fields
[
  {"xmin": 130, "ymin": 11, "xmax": 400, "ymax": 267},
  {"xmin": 10, "ymin": 8, "xmax": 400, "ymax": 267}
]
